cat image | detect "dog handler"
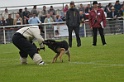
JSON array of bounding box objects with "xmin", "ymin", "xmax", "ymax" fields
[
  {"xmin": 89, "ymin": 1, "xmax": 107, "ymax": 46},
  {"xmin": 12, "ymin": 25, "xmax": 45, "ymax": 65}
]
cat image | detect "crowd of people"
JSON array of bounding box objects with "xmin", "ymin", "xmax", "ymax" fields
[
  {"xmin": 0, "ymin": 0, "xmax": 124, "ymax": 26},
  {"xmin": 0, "ymin": 0, "xmax": 124, "ymax": 43}
]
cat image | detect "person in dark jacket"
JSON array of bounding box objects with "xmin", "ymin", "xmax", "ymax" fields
[
  {"xmin": 108, "ymin": 6, "xmax": 118, "ymax": 34},
  {"xmin": 89, "ymin": 1, "xmax": 106, "ymax": 46},
  {"xmin": 6, "ymin": 14, "xmax": 14, "ymax": 42},
  {"xmin": 66, "ymin": 1, "xmax": 81, "ymax": 47}
]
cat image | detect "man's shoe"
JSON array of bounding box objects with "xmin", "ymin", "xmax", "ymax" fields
[
  {"xmin": 103, "ymin": 43, "xmax": 107, "ymax": 46},
  {"xmin": 92, "ymin": 44, "xmax": 96, "ymax": 46},
  {"xmin": 39, "ymin": 61, "xmax": 45, "ymax": 65},
  {"xmin": 77, "ymin": 44, "xmax": 81, "ymax": 47},
  {"xmin": 69, "ymin": 45, "xmax": 72, "ymax": 48}
]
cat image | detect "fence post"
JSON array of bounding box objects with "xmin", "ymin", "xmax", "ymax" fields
[
  {"xmin": 83, "ymin": 23, "xmax": 86, "ymax": 37},
  {"xmin": 44, "ymin": 26, "xmax": 47, "ymax": 40},
  {"xmin": 122, "ymin": 10, "xmax": 124, "ymax": 33},
  {"xmin": 3, "ymin": 27, "xmax": 6, "ymax": 44}
]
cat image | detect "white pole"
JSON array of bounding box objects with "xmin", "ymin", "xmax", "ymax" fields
[
  {"xmin": 83, "ymin": 23, "xmax": 86, "ymax": 37},
  {"xmin": 3, "ymin": 27, "xmax": 6, "ymax": 44},
  {"xmin": 44, "ymin": 26, "xmax": 47, "ymax": 40}
]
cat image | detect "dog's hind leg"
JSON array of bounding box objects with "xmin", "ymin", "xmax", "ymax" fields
[
  {"xmin": 65, "ymin": 50, "xmax": 70, "ymax": 61},
  {"xmin": 59, "ymin": 48, "xmax": 65, "ymax": 62},
  {"xmin": 52, "ymin": 53, "xmax": 59, "ymax": 63}
]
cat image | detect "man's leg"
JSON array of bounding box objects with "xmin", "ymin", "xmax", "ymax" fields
[
  {"xmin": 98, "ymin": 27, "xmax": 106, "ymax": 45},
  {"xmin": 12, "ymin": 33, "xmax": 44, "ymax": 65},
  {"xmin": 19, "ymin": 51, "xmax": 28, "ymax": 64},
  {"xmin": 68, "ymin": 27, "xmax": 73, "ymax": 47},
  {"xmin": 74, "ymin": 27, "xmax": 81, "ymax": 47},
  {"xmin": 92, "ymin": 28, "xmax": 97, "ymax": 46}
]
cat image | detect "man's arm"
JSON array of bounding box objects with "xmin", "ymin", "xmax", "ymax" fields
[{"xmin": 66, "ymin": 11, "xmax": 69, "ymax": 26}]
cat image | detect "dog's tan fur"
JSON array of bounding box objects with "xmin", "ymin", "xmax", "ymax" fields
[{"xmin": 52, "ymin": 48, "xmax": 70, "ymax": 63}]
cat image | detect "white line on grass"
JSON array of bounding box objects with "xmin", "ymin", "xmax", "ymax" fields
[{"xmin": 70, "ymin": 62, "xmax": 124, "ymax": 67}]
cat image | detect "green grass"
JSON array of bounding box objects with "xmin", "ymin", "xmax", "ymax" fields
[{"xmin": 0, "ymin": 34, "xmax": 124, "ymax": 82}]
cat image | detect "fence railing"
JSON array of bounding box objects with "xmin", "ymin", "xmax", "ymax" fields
[{"xmin": 0, "ymin": 18, "xmax": 124, "ymax": 44}]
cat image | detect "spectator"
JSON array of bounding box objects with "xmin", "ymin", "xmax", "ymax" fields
[
  {"xmin": 2, "ymin": 8, "xmax": 9, "ymax": 20},
  {"xmin": 118, "ymin": 5, "xmax": 124, "ymax": 34},
  {"xmin": 104, "ymin": 3, "xmax": 113, "ymax": 17},
  {"xmin": 55, "ymin": 15, "xmax": 63, "ymax": 22},
  {"xmin": 6, "ymin": 14, "xmax": 13, "ymax": 25},
  {"xmin": 28, "ymin": 13, "xmax": 41, "ymax": 24},
  {"xmin": 13, "ymin": 14, "xmax": 23, "ymax": 25},
  {"xmin": 79, "ymin": 11, "xmax": 86, "ymax": 27},
  {"xmin": 98, "ymin": 3, "xmax": 103, "ymax": 8},
  {"xmin": 66, "ymin": 1, "xmax": 81, "ymax": 47},
  {"xmin": 61, "ymin": 12, "xmax": 66, "ymax": 21},
  {"xmin": 49, "ymin": 11, "xmax": 55, "ymax": 21},
  {"xmin": 79, "ymin": 11, "xmax": 86, "ymax": 37},
  {"xmin": 18, "ymin": 9, "xmax": 23, "ymax": 18},
  {"xmin": 108, "ymin": 6, "xmax": 118, "ymax": 34},
  {"xmin": 0, "ymin": 16, "xmax": 7, "ymax": 26},
  {"xmin": 85, "ymin": 4, "xmax": 92, "ymax": 13},
  {"xmin": 63, "ymin": 5, "xmax": 69, "ymax": 13},
  {"xmin": 44, "ymin": 14, "xmax": 54, "ymax": 38},
  {"xmin": 89, "ymin": 1, "xmax": 107, "ymax": 46},
  {"xmin": 22, "ymin": 7, "xmax": 30, "ymax": 24},
  {"xmin": 0, "ymin": 16, "xmax": 7, "ymax": 43},
  {"xmin": 31, "ymin": 5, "xmax": 39, "ymax": 16},
  {"xmin": 119, "ymin": 5, "xmax": 124, "ymax": 16},
  {"xmin": 38, "ymin": 6, "xmax": 48, "ymax": 23},
  {"xmin": 78, "ymin": 4, "xmax": 85, "ymax": 12},
  {"xmin": 6, "ymin": 14, "xmax": 14, "ymax": 42},
  {"xmin": 121, "ymin": 1, "xmax": 124, "ymax": 7},
  {"xmin": 48, "ymin": 6, "xmax": 56, "ymax": 15},
  {"xmin": 114, "ymin": 0, "xmax": 121, "ymax": 12}
]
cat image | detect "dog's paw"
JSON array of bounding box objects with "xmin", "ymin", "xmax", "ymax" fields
[{"xmin": 61, "ymin": 60, "xmax": 63, "ymax": 62}]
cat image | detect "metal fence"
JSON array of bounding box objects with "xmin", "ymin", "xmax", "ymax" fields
[{"xmin": 0, "ymin": 18, "xmax": 124, "ymax": 44}]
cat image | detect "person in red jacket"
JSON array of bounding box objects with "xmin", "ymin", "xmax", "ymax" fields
[{"xmin": 89, "ymin": 1, "xmax": 107, "ymax": 46}]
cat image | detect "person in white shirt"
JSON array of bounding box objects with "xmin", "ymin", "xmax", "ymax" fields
[
  {"xmin": 12, "ymin": 25, "xmax": 45, "ymax": 65},
  {"xmin": 2, "ymin": 8, "xmax": 9, "ymax": 20}
]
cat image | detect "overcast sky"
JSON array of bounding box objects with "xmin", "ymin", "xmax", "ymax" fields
[{"xmin": 0, "ymin": 0, "xmax": 123, "ymax": 8}]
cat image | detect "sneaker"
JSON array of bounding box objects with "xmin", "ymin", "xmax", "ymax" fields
[
  {"xmin": 92, "ymin": 44, "xmax": 96, "ymax": 46},
  {"xmin": 39, "ymin": 61, "xmax": 45, "ymax": 65},
  {"xmin": 103, "ymin": 43, "xmax": 107, "ymax": 46},
  {"xmin": 77, "ymin": 44, "xmax": 81, "ymax": 47}
]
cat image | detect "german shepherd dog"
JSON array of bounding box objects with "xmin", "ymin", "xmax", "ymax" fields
[{"xmin": 43, "ymin": 39, "xmax": 70, "ymax": 63}]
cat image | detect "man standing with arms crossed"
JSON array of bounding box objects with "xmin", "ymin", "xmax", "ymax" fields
[
  {"xmin": 66, "ymin": 1, "xmax": 81, "ymax": 47},
  {"xmin": 89, "ymin": 1, "xmax": 107, "ymax": 46}
]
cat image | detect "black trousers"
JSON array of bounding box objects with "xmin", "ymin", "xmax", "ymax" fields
[
  {"xmin": 92, "ymin": 27, "xmax": 106, "ymax": 45},
  {"xmin": 12, "ymin": 33, "xmax": 38, "ymax": 59},
  {"xmin": 68, "ymin": 26, "xmax": 81, "ymax": 47}
]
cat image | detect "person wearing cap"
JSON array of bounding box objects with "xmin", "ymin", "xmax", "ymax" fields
[
  {"xmin": 66, "ymin": 1, "xmax": 81, "ymax": 47},
  {"xmin": 108, "ymin": 6, "xmax": 118, "ymax": 34},
  {"xmin": 12, "ymin": 25, "xmax": 45, "ymax": 65},
  {"xmin": 89, "ymin": 1, "xmax": 107, "ymax": 46}
]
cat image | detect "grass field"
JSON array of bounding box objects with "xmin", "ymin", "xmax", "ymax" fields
[{"xmin": 0, "ymin": 34, "xmax": 124, "ymax": 82}]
